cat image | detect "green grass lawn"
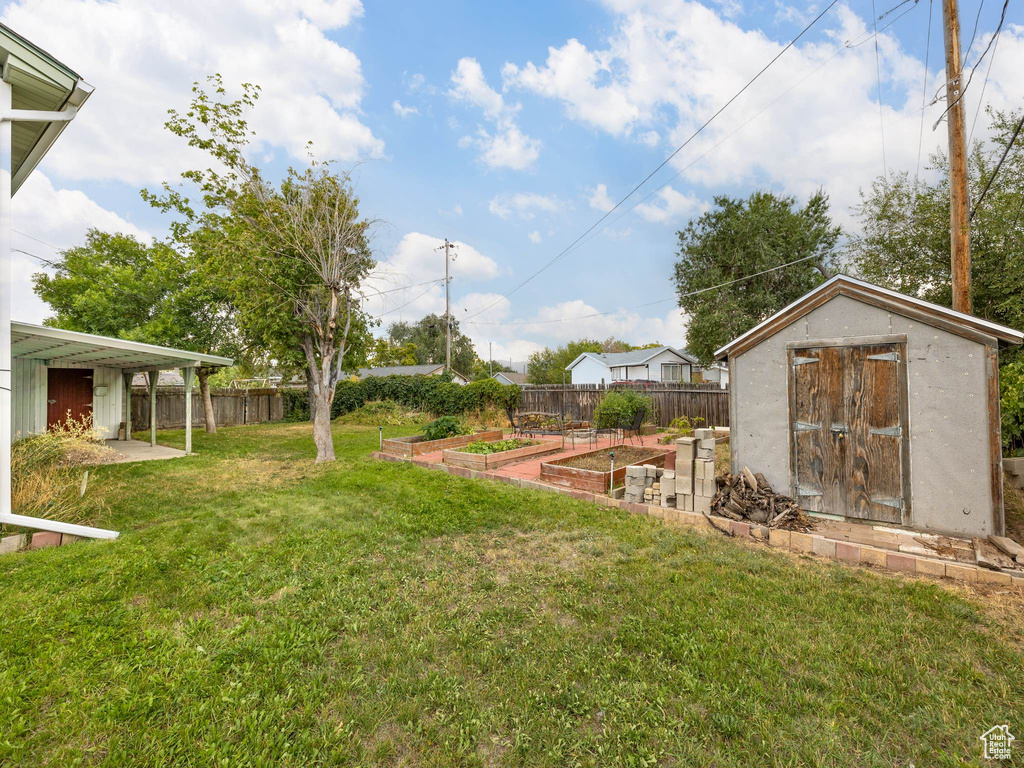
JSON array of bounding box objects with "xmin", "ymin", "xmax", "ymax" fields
[{"xmin": 1, "ymin": 421, "xmax": 1022, "ymax": 767}]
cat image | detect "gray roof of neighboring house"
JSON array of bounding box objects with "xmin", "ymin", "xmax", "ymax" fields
[
  {"xmin": 565, "ymin": 346, "xmax": 698, "ymax": 370},
  {"xmin": 493, "ymin": 371, "xmax": 527, "ymax": 385},
  {"xmin": 357, "ymin": 364, "xmax": 445, "ymax": 378}
]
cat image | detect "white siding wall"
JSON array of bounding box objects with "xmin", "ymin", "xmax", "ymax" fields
[
  {"xmin": 568, "ymin": 356, "xmax": 611, "ymax": 385},
  {"xmin": 10, "ymin": 362, "xmax": 123, "ymax": 440},
  {"xmin": 631, "ymin": 350, "xmax": 693, "ymax": 383}
]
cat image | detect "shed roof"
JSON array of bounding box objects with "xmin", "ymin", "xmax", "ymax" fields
[
  {"xmin": 11, "ymin": 321, "xmax": 233, "ymax": 370},
  {"xmin": 0, "ymin": 23, "xmax": 93, "ymax": 194},
  {"xmin": 565, "ymin": 346, "xmax": 697, "ymax": 371},
  {"xmin": 714, "ymin": 274, "xmax": 1024, "ymax": 359}
]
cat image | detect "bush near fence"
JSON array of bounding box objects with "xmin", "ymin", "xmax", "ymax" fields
[{"xmin": 281, "ymin": 376, "xmax": 521, "ymax": 422}]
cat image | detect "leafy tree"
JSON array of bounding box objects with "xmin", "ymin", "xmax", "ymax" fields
[
  {"xmin": 387, "ymin": 314, "xmax": 478, "ymax": 375},
  {"xmin": 367, "ymin": 337, "xmax": 419, "ymax": 368},
  {"xmin": 469, "ymin": 358, "xmax": 515, "ymax": 381},
  {"xmin": 32, "ymin": 230, "xmax": 238, "ymax": 432},
  {"xmin": 148, "ymin": 76, "xmax": 378, "ymax": 462},
  {"xmin": 673, "ymin": 190, "xmax": 840, "ymax": 363},
  {"xmin": 848, "ymin": 108, "xmax": 1024, "ymax": 356}
]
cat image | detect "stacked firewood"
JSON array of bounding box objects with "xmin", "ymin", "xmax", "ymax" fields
[{"xmin": 711, "ymin": 467, "xmax": 812, "ymax": 532}]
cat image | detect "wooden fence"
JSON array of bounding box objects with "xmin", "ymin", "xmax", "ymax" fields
[
  {"xmin": 131, "ymin": 387, "xmax": 284, "ymax": 430},
  {"xmin": 520, "ymin": 382, "xmax": 730, "ymax": 428}
]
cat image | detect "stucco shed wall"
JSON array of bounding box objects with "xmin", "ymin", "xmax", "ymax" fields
[{"xmin": 730, "ymin": 293, "xmax": 996, "ymax": 537}]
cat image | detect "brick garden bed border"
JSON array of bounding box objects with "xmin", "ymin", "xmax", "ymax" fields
[
  {"xmin": 381, "ymin": 429, "xmax": 504, "ymax": 458},
  {"xmin": 372, "ymin": 451, "xmax": 1024, "ymax": 591},
  {"xmin": 443, "ymin": 439, "xmax": 563, "ymax": 470},
  {"xmin": 539, "ymin": 446, "xmax": 674, "ymax": 494}
]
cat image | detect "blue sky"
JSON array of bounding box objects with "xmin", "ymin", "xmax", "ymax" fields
[{"xmin": 3, "ymin": 0, "xmax": 1022, "ymax": 365}]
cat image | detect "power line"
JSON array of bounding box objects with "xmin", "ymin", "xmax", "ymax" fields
[
  {"xmin": 961, "ymin": 0, "xmax": 985, "ymax": 65},
  {"xmin": 967, "ymin": 25, "xmax": 999, "ymax": 144},
  {"xmin": 461, "ymin": 0, "xmax": 841, "ymax": 322},
  {"xmin": 916, "ymin": 0, "xmax": 934, "ymax": 181},
  {"xmin": 969, "ymin": 110, "xmax": 1024, "ymax": 220},
  {"xmin": 370, "ymin": 282, "xmax": 442, "ymax": 320},
  {"xmin": 464, "ymin": 254, "xmax": 820, "ymax": 327},
  {"xmin": 871, "ymin": 0, "xmax": 889, "ymax": 181}
]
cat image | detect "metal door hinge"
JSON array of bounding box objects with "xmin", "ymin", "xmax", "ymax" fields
[
  {"xmin": 793, "ymin": 356, "xmax": 819, "ymax": 366},
  {"xmin": 793, "ymin": 421, "xmax": 820, "ymax": 431},
  {"xmin": 867, "ymin": 351, "xmax": 899, "ymax": 362},
  {"xmin": 872, "ymin": 497, "xmax": 903, "ymax": 510},
  {"xmin": 796, "ymin": 486, "xmax": 823, "ymax": 497},
  {"xmin": 829, "ymin": 423, "xmax": 848, "ymax": 434},
  {"xmin": 869, "ymin": 425, "xmax": 901, "ymax": 437}
]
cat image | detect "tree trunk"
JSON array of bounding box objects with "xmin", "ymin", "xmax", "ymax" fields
[
  {"xmin": 311, "ymin": 386, "xmax": 335, "ymax": 462},
  {"xmin": 197, "ymin": 367, "xmax": 217, "ymax": 434}
]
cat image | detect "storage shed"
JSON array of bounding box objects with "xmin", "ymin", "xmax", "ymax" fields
[{"xmin": 715, "ymin": 275, "xmax": 1023, "ymax": 538}]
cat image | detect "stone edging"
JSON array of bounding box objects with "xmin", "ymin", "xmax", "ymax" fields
[{"xmin": 373, "ymin": 452, "xmax": 1024, "ymax": 590}]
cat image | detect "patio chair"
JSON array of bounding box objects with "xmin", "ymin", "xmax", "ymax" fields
[
  {"xmin": 619, "ymin": 406, "xmax": 647, "ymax": 446},
  {"xmin": 506, "ymin": 406, "xmax": 522, "ymax": 438}
]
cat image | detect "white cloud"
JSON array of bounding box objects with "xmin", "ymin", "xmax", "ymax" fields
[
  {"xmin": 449, "ymin": 56, "xmax": 541, "ymax": 169},
  {"xmin": 528, "ymin": 230, "xmax": 541, "ymax": 244},
  {"xmin": 362, "ymin": 233, "xmax": 499, "ymax": 322},
  {"xmin": 639, "ymin": 130, "xmax": 660, "ymax": 148},
  {"xmin": 489, "ymin": 192, "xmax": 564, "ymax": 220},
  {"xmin": 0, "ymin": 0, "xmax": 383, "ymax": 186},
  {"xmin": 499, "ymin": 0, "xmax": 1024, "ymax": 220},
  {"xmin": 392, "ymin": 100, "xmax": 418, "ymax": 118},
  {"xmin": 634, "ymin": 186, "xmax": 706, "ymax": 223},
  {"xmin": 588, "ymin": 183, "xmax": 615, "ymax": 212},
  {"xmin": 11, "ymin": 172, "xmax": 153, "ymax": 324}
]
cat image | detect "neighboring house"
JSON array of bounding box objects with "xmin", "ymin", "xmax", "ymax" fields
[
  {"xmin": 357, "ymin": 364, "xmax": 469, "ymax": 385},
  {"xmin": 492, "ymin": 371, "xmax": 527, "ymax": 386},
  {"xmin": 566, "ymin": 347, "xmax": 698, "ymax": 385},
  {"xmin": 698, "ymin": 362, "xmax": 730, "ymax": 388}
]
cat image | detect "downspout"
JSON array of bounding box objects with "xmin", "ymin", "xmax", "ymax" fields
[{"xmin": 0, "ymin": 90, "xmax": 117, "ymax": 540}]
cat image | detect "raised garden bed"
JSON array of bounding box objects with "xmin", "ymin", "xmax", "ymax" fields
[
  {"xmin": 443, "ymin": 438, "xmax": 562, "ymax": 470},
  {"xmin": 540, "ymin": 445, "xmax": 674, "ymax": 493},
  {"xmin": 381, "ymin": 428, "xmax": 504, "ymax": 458}
]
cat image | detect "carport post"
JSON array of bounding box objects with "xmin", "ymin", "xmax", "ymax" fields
[
  {"xmin": 0, "ymin": 80, "xmax": 11, "ymax": 520},
  {"xmin": 121, "ymin": 371, "xmax": 132, "ymax": 440},
  {"xmin": 148, "ymin": 370, "xmax": 158, "ymax": 447},
  {"xmin": 182, "ymin": 366, "xmax": 195, "ymax": 455}
]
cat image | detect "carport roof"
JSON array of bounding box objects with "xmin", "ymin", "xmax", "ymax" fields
[{"xmin": 11, "ymin": 321, "xmax": 233, "ymax": 371}]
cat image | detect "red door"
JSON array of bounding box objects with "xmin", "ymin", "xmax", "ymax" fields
[{"xmin": 46, "ymin": 369, "xmax": 94, "ymax": 429}]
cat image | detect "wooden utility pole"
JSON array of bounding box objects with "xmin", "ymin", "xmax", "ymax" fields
[
  {"xmin": 942, "ymin": 0, "xmax": 972, "ymax": 314},
  {"xmin": 437, "ymin": 238, "xmax": 457, "ymax": 372}
]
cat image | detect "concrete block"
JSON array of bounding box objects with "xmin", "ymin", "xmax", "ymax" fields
[
  {"xmin": 661, "ymin": 477, "xmax": 675, "ymax": 496},
  {"xmin": 750, "ymin": 525, "xmax": 768, "ymax": 540},
  {"xmin": 644, "ymin": 464, "xmax": 658, "ymax": 477},
  {"xmin": 30, "ymin": 532, "xmax": 61, "ymax": 550},
  {"xmin": 60, "ymin": 534, "xmax": 81, "ymax": 546},
  {"xmin": 811, "ymin": 536, "xmax": 836, "ymax": 559},
  {"xmin": 944, "ymin": 563, "xmax": 978, "ymax": 582},
  {"xmin": 915, "ymin": 558, "xmax": 946, "ymax": 577},
  {"xmin": 886, "ymin": 552, "xmax": 917, "ymax": 573},
  {"xmin": 977, "ymin": 568, "xmax": 1012, "ymax": 586},
  {"xmin": 675, "ymin": 474, "xmax": 694, "ymax": 496},
  {"xmin": 0, "ymin": 534, "xmax": 27, "ymax": 555},
  {"xmin": 694, "ymin": 495, "xmax": 711, "ymax": 514},
  {"xmin": 700, "ymin": 478, "xmax": 717, "ymax": 497},
  {"xmin": 860, "ymin": 547, "xmax": 887, "ymax": 567},
  {"xmin": 678, "ymin": 494, "xmax": 693, "ymax": 511},
  {"xmin": 835, "ymin": 541, "xmax": 861, "ymax": 564},
  {"xmin": 694, "ymin": 428, "xmax": 714, "ymax": 440},
  {"xmin": 790, "ymin": 532, "xmax": 814, "ymax": 552},
  {"xmin": 699, "ymin": 438, "xmax": 716, "ymax": 451},
  {"xmin": 697, "ymin": 448, "xmax": 714, "ymax": 460},
  {"xmin": 662, "ymin": 470, "xmax": 674, "ymax": 480},
  {"xmin": 652, "ymin": 482, "xmax": 660, "ymax": 491},
  {"xmin": 768, "ymin": 529, "xmax": 790, "ymax": 548},
  {"xmin": 626, "ymin": 465, "xmax": 644, "ymax": 478},
  {"xmin": 730, "ymin": 521, "xmax": 751, "ymax": 538}
]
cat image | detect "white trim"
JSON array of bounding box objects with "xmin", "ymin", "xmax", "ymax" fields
[
  {"xmin": 12, "ymin": 321, "xmax": 233, "ymax": 367},
  {"xmin": 0, "ymin": 512, "xmax": 118, "ymax": 539},
  {"xmin": 714, "ymin": 274, "xmax": 1024, "ymax": 358}
]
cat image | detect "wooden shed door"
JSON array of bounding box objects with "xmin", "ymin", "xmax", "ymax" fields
[
  {"xmin": 789, "ymin": 343, "xmax": 907, "ymax": 524},
  {"xmin": 47, "ymin": 368, "xmax": 94, "ymax": 429}
]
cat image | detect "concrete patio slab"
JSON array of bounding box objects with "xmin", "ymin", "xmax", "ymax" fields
[{"xmin": 102, "ymin": 439, "xmax": 186, "ymax": 464}]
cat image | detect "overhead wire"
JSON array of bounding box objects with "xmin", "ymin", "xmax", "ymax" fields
[
  {"xmin": 916, "ymin": 0, "xmax": 934, "ymax": 181},
  {"xmin": 464, "ymin": 254, "xmax": 820, "ymax": 327},
  {"xmin": 967, "ymin": 26, "xmax": 999, "ymax": 144},
  {"xmin": 460, "ymin": 0, "xmax": 841, "ymax": 322},
  {"xmin": 969, "ymin": 110, "xmax": 1024, "ymax": 220},
  {"xmin": 871, "ymin": 0, "xmax": 889, "ymax": 181}
]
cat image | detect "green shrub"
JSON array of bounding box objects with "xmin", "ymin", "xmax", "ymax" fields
[
  {"xmin": 422, "ymin": 416, "xmax": 473, "ymax": 441},
  {"xmin": 1001, "ymin": 359, "xmax": 1024, "ymax": 456},
  {"xmin": 281, "ymin": 376, "xmax": 521, "ymax": 423},
  {"xmin": 593, "ymin": 390, "xmax": 651, "ymax": 429},
  {"xmin": 335, "ymin": 401, "xmax": 424, "ymax": 426},
  {"xmin": 459, "ymin": 438, "xmax": 536, "ymax": 454}
]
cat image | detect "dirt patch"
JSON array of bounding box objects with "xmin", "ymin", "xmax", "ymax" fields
[{"xmin": 554, "ymin": 446, "xmax": 666, "ymax": 471}]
